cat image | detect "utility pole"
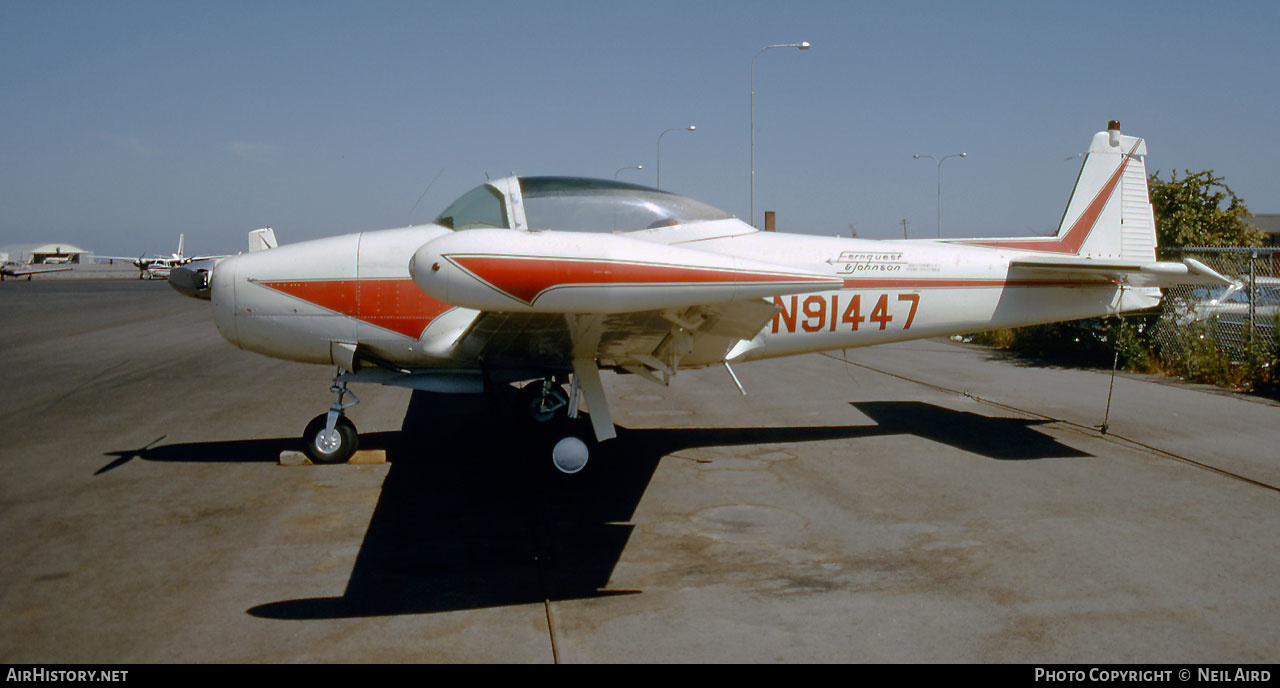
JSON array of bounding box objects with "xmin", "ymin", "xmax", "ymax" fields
[{"xmin": 901, "ymin": 218, "xmax": 909, "ymax": 239}]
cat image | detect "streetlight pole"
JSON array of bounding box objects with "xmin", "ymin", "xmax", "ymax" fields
[
  {"xmin": 751, "ymin": 41, "xmax": 810, "ymax": 227},
  {"xmin": 656, "ymin": 126, "xmax": 695, "ymax": 189},
  {"xmin": 913, "ymin": 152, "xmax": 967, "ymax": 237},
  {"xmin": 614, "ymin": 164, "xmax": 643, "ymax": 180}
]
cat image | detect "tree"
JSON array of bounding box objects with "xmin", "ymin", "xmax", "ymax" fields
[{"xmin": 1148, "ymin": 170, "xmax": 1263, "ymax": 248}]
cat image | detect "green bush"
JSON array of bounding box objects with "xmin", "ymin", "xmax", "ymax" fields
[{"xmin": 967, "ymin": 312, "xmax": 1275, "ymax": 394}]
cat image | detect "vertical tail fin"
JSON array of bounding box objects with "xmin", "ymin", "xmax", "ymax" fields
[
  {"xmin": 248, "ymin": 227, "xmax": 278, "ymax": 252},
  {"xmin": 1060, "ymin": 122, "xmax": 1156, "ymax": 260},
  {"xmin": 948, "ymin": 122, "xmax": 1156, "ymax": 260}
]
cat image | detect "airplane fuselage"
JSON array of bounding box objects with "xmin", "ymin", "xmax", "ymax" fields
[{"xmin": 209, "ymin": 218, "xmax": 1150, "ymax": 373}]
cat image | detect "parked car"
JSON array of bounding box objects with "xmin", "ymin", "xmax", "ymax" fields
[{"xmin": 1169, "ymin": 277, "xmax": 1279, "ymax": 354}]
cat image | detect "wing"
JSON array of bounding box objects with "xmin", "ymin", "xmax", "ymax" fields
[
  {"xmin": 452, "ymin": 298, "xmax": 778, "ymax": 379},
  {"xmin": 402, "ymin": 226, "xmax": 839, "ymax": 441},
  {"xmin": 4, "ymin": 264, "xmax": 72, "ymax": 277}
]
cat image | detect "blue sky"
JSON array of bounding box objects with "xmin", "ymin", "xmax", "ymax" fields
[{"xmin": 2, "ymin": 0, "xmax": 1277, "ymax": 255}]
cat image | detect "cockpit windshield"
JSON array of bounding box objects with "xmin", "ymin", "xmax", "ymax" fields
[
  {"xmin": 435, "ymin": 176, "xmax": 732, "ymax": 232},
  {"xmin": 519, "ymin": 177, "xmax": 732, "ymax": 232},
  {"xmin": 433, "ymin": 184, "xmax": 508, "ymax": 230}
]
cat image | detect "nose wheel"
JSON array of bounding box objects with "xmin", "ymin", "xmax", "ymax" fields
[
  {"xmin": 303, "ymin": 413, "xmax": 359, "ymax": 464},
  {"xmin": 302, "ymin": 372, "xmax": 360, "ymax": 464}
]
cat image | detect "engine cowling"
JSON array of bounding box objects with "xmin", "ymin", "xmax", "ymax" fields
[
  {"xmin": 410, "ymin": 229, "xmax": 841, "ymax": 313},
  {"xmin": 168, "ymin": 258, "xmax": 219, "ymax": 299}
]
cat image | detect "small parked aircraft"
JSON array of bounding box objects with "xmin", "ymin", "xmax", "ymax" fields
[
  {"xmin": 167, "ymin": 228, "xmax": 275, "ymax": 299},
  {"xmin": 101, "ymin": 234, "xmax": 230, "ymax": 279},
  {"xmin": 0, "ymin": 259, "xmax": 71, "ymax": 281},
  {"xmin": 172, "ymin": 123, "xmax": 1232, "ymax": 471}
]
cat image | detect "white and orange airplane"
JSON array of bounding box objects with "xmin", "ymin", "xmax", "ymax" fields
[{"xmin": 176, "ymin": 122, "xmax": 1230, "ymax": 471}]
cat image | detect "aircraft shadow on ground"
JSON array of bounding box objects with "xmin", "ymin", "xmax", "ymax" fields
[
  {"xmin": 101, "ymin": 392, "xmax": 1089, "ymax": 619},
  {"xmin": 851, "ymin": 401, "xmax": 1090, "ymax": 461}
]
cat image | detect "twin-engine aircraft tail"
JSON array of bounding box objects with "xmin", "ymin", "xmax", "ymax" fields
[
  {"xmin": 1057, "ymin": 121, "xmax": 1156, "ymax": 261},
  {"xmin": 948, "ymin": 121, "xmax": 1230, "ymax": 290},
  {"xmin": 949, "ymin": 121, "xmax": 1154, "ymax": 260}
]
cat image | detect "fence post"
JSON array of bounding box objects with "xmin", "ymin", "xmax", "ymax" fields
[{"xmin": 1249, "ymin": 250, "xmax": 1257, "ymax": 352}]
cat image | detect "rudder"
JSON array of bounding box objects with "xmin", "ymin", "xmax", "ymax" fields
[
  {"xmin": 1063, "ymin": 121, "xmax": 1156, "ymax": 261},
  {"xmin": 946, "ymin": 121, "xmax": 1157, "ymax": 260}
]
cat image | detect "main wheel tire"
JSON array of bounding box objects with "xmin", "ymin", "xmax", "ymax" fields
[
  {"xmin": 519, "ymin": 383, "xmax": 568, "ymax": 424},
  {"xmin": 551, "ymin": 436, "xmax": 590, "ymax": 474},
  {"xmin": 302, "ymin": 414, "xmax": 359, "ymax": 465}
]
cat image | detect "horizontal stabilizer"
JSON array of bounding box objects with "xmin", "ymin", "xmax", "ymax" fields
[{"xmin": 1009, "ymin": 256, "xmax": 1236, "ymax": 288}]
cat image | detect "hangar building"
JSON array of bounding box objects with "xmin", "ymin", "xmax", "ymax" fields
[{"xmin": 0, "ymin": 243, "xmax": 92, "ymax": 264}]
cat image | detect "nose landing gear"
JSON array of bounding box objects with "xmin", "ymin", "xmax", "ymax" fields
[{"xmin": 302, "ymin": 373, "xmax": 360, "ymax": 464}]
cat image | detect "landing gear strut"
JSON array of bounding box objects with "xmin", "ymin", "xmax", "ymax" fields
[
  {"xmin": 302, "ymin": 372, "xmax": 360, "ymax": 464},
  {"xmin": 519, "ymin": 369, "xmax": 611, "ymax": 475},
  {"xmin": 520, "ymin": 378, "xmax": 591, "ymax": 474},
  {"xmin": 519, "ymin": 378, "xmax": 568, "ymax": 424}
]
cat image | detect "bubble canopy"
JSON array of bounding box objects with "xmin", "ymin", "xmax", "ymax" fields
[{"xmin": 434, "ymin": 176, "xmax": 733, "ymax": 233}]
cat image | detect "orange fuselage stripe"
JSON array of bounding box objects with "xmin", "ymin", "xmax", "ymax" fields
[
  {"xmin": 447, "ymin": 254, "xmax": 836, "ymax": 305},
  {"xmin": 258, "ymin": 278, "xmax": 453, "ymax": 339}
]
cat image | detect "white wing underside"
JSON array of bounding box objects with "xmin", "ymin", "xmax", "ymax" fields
[{"xmin": 452, "ymin": 298, "xmax": 780, "ymax": 376}]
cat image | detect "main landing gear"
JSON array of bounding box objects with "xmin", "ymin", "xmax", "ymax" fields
[
  {"xmin": 297, "ymin": 369, "xmax": 610, "ymax": 473},
  {"xmin": 521, "ymin": 377, "xmax": 594, "ymax": 475},
  {"xmin": 518, "ymin": 378, "xmax": 569, "ymax": 424},
  {"xmin": 302, "ymin": 373, "xmax": 360, "ymax": 464}
]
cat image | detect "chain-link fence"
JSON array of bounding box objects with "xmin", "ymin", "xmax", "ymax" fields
[{"xmin": 1151, "ymin": 247, "xmax": 1280, "ymax": 366}]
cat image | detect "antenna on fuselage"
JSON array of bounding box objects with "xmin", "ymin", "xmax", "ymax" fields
[{"xmin": 408, "ymin": 168, "xmax": 445, "ymax": 227}]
